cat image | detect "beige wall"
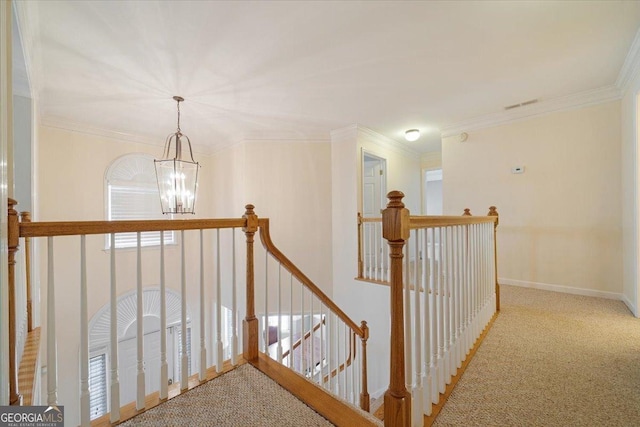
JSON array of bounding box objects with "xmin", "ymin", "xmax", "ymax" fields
[
  {"xmin": 210, "ymin": 139, "xmax": 333, "ymax": 300},
  {"xmin": 443, "ymin": 101, "xmax": 622, "ymax": 297},
  {"xmin": 421, "ymin": 151, "xmax": 442, "ymax": 171}
]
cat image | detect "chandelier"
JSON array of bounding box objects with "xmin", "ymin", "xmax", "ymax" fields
[{"xmin": 155, "ymin": 96, "xmax": 200, "ymax": 214}]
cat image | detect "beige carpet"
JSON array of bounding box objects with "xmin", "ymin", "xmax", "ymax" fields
[
  {"xmin": 120, "ymin": 364, "xmax": 334, "ymax": 426},
  {"xmin": 434, "ymin": 285, "xmax": 640, "ymax": 426}
]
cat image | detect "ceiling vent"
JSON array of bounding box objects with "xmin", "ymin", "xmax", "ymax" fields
[{"xmin": 504, "ymin": 99, "xmax": 538, "ymax": 110}]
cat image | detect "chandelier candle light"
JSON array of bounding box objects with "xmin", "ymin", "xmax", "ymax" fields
[{"xmin": 155, "ymin": 96, "xmax": 200, "ymax": 214}]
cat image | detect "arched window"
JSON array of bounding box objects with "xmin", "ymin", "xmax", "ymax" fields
[
  {"xmin": 105, "ymin": 153, "xmax": 174, "ymax": 248},
  {"xmin": 88, "ymin": 288, "xmax": 192, "ymax": 420}
]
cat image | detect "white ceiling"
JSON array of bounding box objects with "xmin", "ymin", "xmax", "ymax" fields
[{"xmin": 13, "ymin": 1, "xmax": 640, "ymax": 154}]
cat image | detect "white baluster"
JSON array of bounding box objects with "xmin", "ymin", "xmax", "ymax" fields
[
  {"xmin": 342, "ymin": 321, "xmax": 347, "ymax": 400},
  {"xmin": 448, "ymin": 226, "xmax": 456, "ymax": 380},
  {"xmin": 320, "ymin": 303, "xmax": 325, "ymax": 387},
  {"xmin": 325, "ymin": 306, "xmax": 332, "ymax": 391},
  {"xmin": 465, "ymin": 224, "xmax": 472, "ymax": 354},
  {"xmin": 231, "ymin": 229, "xmax": 238, "ymax": 365},
  {"xmin": 277, "ymin": 264, "xmax": 283, "ymax": 363},
  {"xmin": 374, "ymin": 222, "xmax": 379, "ymax": 281},
  {"xmin": 367, "ymin": 223, "xmax": 372, "ymax": 280},
  {"xmin": 79, "ymin": 236, "xmax": 89, "ymax": 426},
  {"xmin": 159, "ymin": 232, "xmax": 168, "ymax": 400},
  {"xmin": 443, "ymin": 227, "xmax": 452, "ymax": 385},
  {"xmin": 413, "ymin": 230, "xmax": 424, "ymax": 424},
  {"xmin": 136, "ymin": 232, "xmax": 145, "ymax": 410},
  {"xmin": 430, "ymin": 228, "xmax": 438, "ymax": 404},
  {"xmin": 289, "ymin": 274, "xmax": 293, "ymax": 369},
  {"xmin": 474, "ymin": 224, "xmax": 480, "ymax": 339},
  {"xmin": 404, "ymin": 236, "xmax": 412, "ymax": 393},
  {"xmin": 109, "ymin": 234, "xmax": 120, "ymax": 422},
  {"xmin": 438, "ymin": 227, "xmax": 446, "ymax": 394},
  {"xmin": 450, "ymin": 226, "xmax": 458, "ymax": 374},
  {"xmin": 422, "ymin": 229, "xmax": 432, "ymax": 415},
  {"xmin": 264, "ymin": 251, "xmax": 269, "ymax": 354},
  {"xmin": 47, "ymin": 237, "xmax": 58, "ymax": 406},
  {"xmin": 456, "ymin": 226, "xmax": 464, "ymax": 369},
  {"xmin": 199, "ymin": 230, "xmax": 206, "ymax": 381},
  {"xmin": 310, "ymin": 295, "xmax": 315, "ymax": 379},
  {"xmin": 348, "ymin": 325, "xmax": 353, "ymax": 403},
  {"xmin": 335, "ymin": 315, "xmax": 341, "ymax": 396},
  {"xmin": 301, "ymin": 284, "xmax": 306, "ymax": 376},
  {"xmin": 215, "ymin": 229, "xmax": 223, "ymax": 372},
  {"xmin": 180, "ymin": 230, "xmax": 188, "ymax": 390}
]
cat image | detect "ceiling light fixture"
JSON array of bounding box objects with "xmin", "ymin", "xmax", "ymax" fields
[
  {"xmin": 155, "ymin": 96, "xmax": 200, "ymax": 214},
  {"xmin": 405, "ymin": 129, "xmax": 420, "ymax": 142}
]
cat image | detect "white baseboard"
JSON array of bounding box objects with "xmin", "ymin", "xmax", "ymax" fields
[
  {"xmin": 621, "ymin": 293, "xmax": 638, "ymax": 317},
  {"xmin": 370, "ymin": 387, "xmax": 386, "ymax": 400},
  {"xmin": 498, "ymin": 277, "xmax": 623, "ymax": 301}
]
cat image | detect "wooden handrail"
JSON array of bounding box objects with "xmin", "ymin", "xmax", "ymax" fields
[
  {"xmin": 357, "ymin": 214, "xmax": 496, "ymax": 228},
  {"xmin": 409, "ymin": 215, "xmax": 497, "ymax": 228},
  {"xmin": 18, "ymin": 218, "xmax": 246, "ymax": 238},
  {"xmin": 257, "ymin": 218, "xmax": 364, "ymax": 337},
  {"xmin": 359, "ymin": 216, "xmax": 382, "ymax": 223}
]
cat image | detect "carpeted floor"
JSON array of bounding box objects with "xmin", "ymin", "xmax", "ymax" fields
[
  {"xmin": 434, "ymin": 285, "xmax": 640, "ymax": 426},
  {"xmin": 120, "ymin": 364, "xmax": 334, "ymax": 426}
]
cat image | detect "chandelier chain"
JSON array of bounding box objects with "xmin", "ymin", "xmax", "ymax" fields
[{"xmin": 176, "ymin": 98, "xmax": 181, "ymax": 133}]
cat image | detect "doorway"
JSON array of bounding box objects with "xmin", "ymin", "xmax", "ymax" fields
[
  {"xmin": 424, "ymin": 169, "xmax": 443, "ymax": 215},
  {"xmin": 362, "ymin": 152, "xmax": 386, "ymax": 217}
]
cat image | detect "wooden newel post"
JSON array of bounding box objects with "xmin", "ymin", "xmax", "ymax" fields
[
  {"xmin": 487, "ymin": 206, "xmax": 499, "ymax": 311},
  {"xmin": 359, "ymin": 320, "xmax": 370, "ymax": 412},
  {"xmin": 243, "ymin": 204, "xmax": 259, "ymax": 362},
  {"xmin": 8, "ymin": 198, "xmax": 22, "ymax": 405},
  {"xmin": 20, "ymin": 211, "xmax": 32, "ymax": 332},
  {"xmin": 382, "ymin": 191, "xmax": 411, "ymax": 427}
]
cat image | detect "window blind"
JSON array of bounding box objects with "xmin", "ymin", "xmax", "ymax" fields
[
  {"xmin": 88, "ymin": 353, "xmax": 107, "ymax": 420},
  {"xmin": 107, "ymin": 184, "xmax": 174, "ymax": 248}
]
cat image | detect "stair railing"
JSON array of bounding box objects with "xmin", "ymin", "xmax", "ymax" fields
[
  {"xmin": 6, "ymin": 201, "xmax": 370, "ymax": 425},
  {"xmin": 381, "ymin": 191, "xmax": 499, "ymax": 427},
  {"xmin": 250, "ymin": 209, "xmax": 370, "ymax": 411}
]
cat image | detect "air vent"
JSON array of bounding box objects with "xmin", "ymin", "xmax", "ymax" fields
[{"xmin": 504, "ymin": 99, "xmax": 539, "ymax": 111}]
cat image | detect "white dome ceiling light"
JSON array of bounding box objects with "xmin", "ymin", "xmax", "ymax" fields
[{"xmin": 405, "ymin": 129, "xmax": 420, "ymax": 142}]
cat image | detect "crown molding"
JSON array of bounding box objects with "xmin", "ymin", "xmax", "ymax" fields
[
  {"xmin": 243, "ymin": 129, "xmax": 330, "ymax": 142},
  {"xmin": 12, "ymin": 0, "xmax": 41, "ymax": 100},
  {"xmin": 441, "ymin": 85, "xmax": 622, "ymax": 138},
  {"xmin": 40, "ymin": 116, "xmax": 213, "ymax": 156},
  {"xmin": 356, "ymin": 125, "xmax": 421, "ymax": 158},
  {"xmin": 616, "ymin": 28, "xmax": 640, "ymax": 93},
  {"xmin": 330, "ymin": 124, "xmax": 359, "ymax": 142}
]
